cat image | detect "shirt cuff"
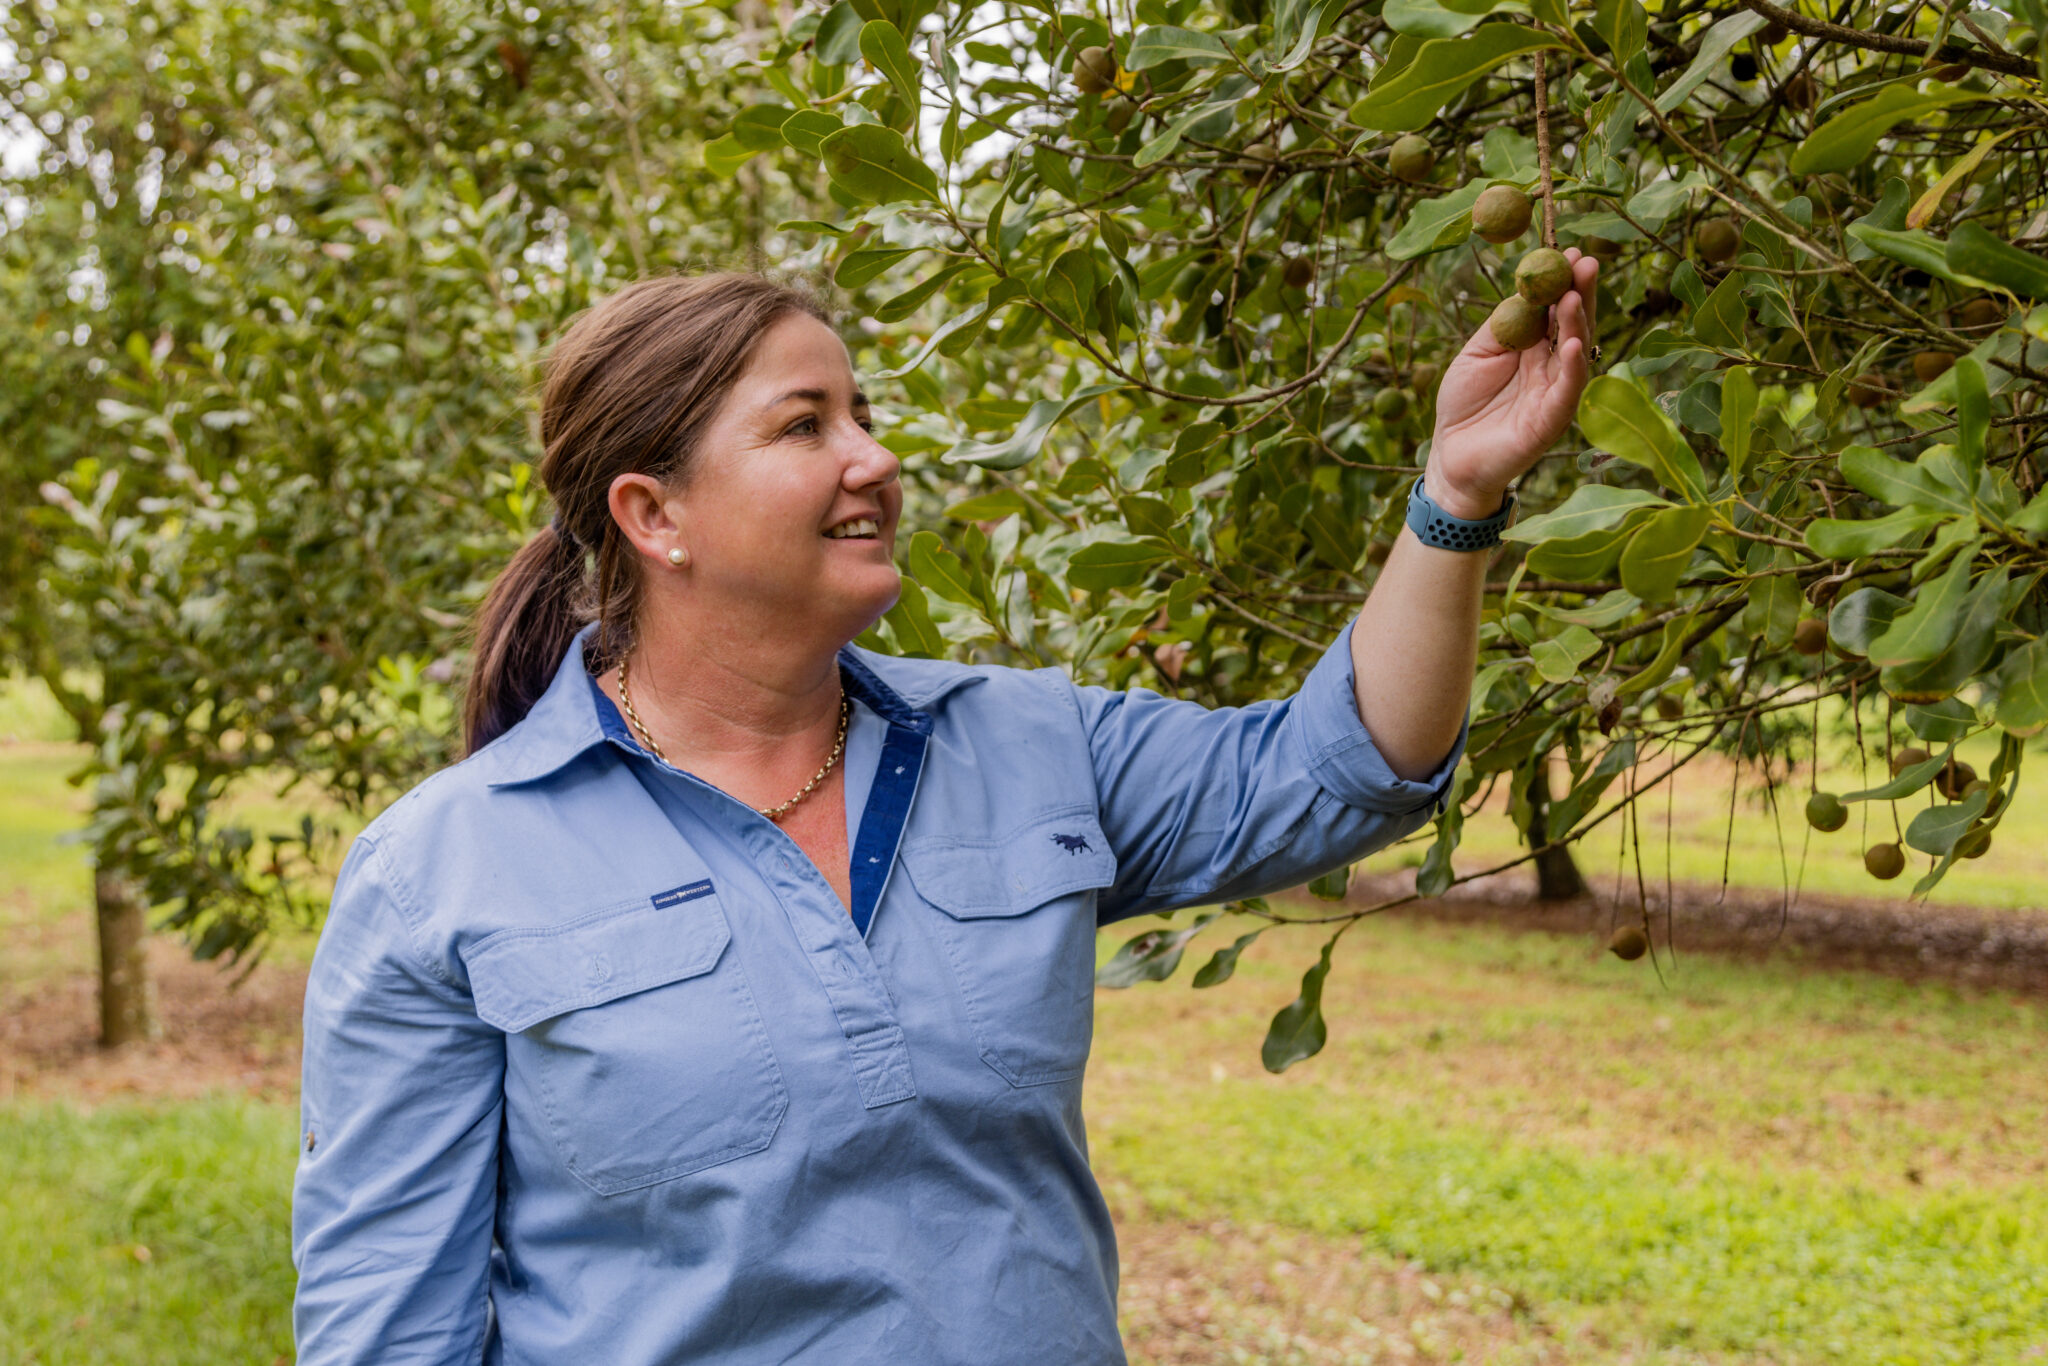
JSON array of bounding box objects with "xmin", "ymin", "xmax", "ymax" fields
[{"xmin": 1289, "ymin": 617, "xmax": 1469, "ymax": 816}]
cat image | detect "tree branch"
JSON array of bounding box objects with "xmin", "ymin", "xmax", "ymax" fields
[{"xmin": 1736, "ymin": 0, "xmax": 2035, "ymax": 78}]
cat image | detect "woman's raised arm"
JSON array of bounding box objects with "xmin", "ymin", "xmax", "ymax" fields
[{"xmin": 1350, "ymin": 250, "xmax": 1600, "ymax": 780}]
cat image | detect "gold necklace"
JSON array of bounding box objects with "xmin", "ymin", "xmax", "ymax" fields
[{"xmin": 615, "ymin": 654, "xmax": 849, "ymax": 822}]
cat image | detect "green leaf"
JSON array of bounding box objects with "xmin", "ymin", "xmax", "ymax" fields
[
  {"xmin": 874, "ymin": 260, "xmax": 977, "ymax": 323},
  {"xmin": 1828, "ymin": 587, "xmax": 1908, "ymax": 658},
  {"xmin": 1134, "ymin": 97, "xmax": 1241, "ymax": 168},
  {"xmin": 1530, "ymin": 588, "xmax": 1640, "ymax": 628},
  {"xmin": 1994, "ymin": 637, "xmax": 2048, "ymax": 736},
  {"xmin": 1503, "ymin": 485, "xmax": 1669, "ymax": 542},
  {"xmin": 857, "ymin": 20, "xmax": 922, "ymax": 112},
  {"xmin": 1523, "ymin": 510, "xmax": 1654, "ymax": 580},
  {"xmin": 835, "ymin": 244, "xmax": 920, "ymax": 289},
  {"xmin": 1616, "ymin": 612, "xmax": 1694, "ymax": 697},
  {"xmin": 1840, "ymin": 745, "xmax": 1951, "ymax": 802},
  {"xmin": 907, "ymin": 530, "xmax": 979, "ymax": 606},
  {"xmin": 1905, "ymin": 790, "xmax": 1990, "ymax": 858},
  {"xmin": 868, "ymin": 298, "xmax": 999, "ymax": 380},
  {"xmin": 1577, "ymin": 375, "xmax": 1709, "ymax": 502},
  {"xmin": 1954, "ymin": 355, "xmax": 1989, "ymax": 477},
  {"xmin": 1804, "ymin": 507, "xmax": 1947, "ymax": 560},
  {"xmin": 702, "ymin": 133, "xmax": 758, "ymax": 177},
  {"xmin": 1261, "ymin": 936, "xmax": 1337, "ymax": 1073},
  {"xmin": 1124, "ymin": 25, "xmax": 1233, "ymax": 69},
  {"xmin": 1307, "ymin": 863, "xmax": 1351, "ymax": 900},
  {"xmin": 1837, "ymin": 446, "xmax": 1973, "ymax": 515},
  {"xmin": 1690, "ymin": 270, "xmax": 1748, "ymax": 349},
  {"xmin": 814, "ymin": 0, "xmax": 867, "ymax": 64},
  {"xmin": 731, "ymin": 104, "xmax": 797, "ymax": 152},
  {"xmin": 1096, "ymin": 913, "xmax": 1218, "ymax": 987},
  {"xmin": 1067, "ymin": 536, "xmax": 1175, "ymax": 592},
  {"xmin": 779, "ymin": 109, "xmax": 844, "ymax": 158},
  {"xmin": 1347, "ymin": 25, "xmax": 1566, "ymax": 132},
  {"xmin": 943, "ymin": 490, "xmax": 1028, "ymax": 522},
  {"xmin": 1617, "ymin": 504, "xmax": 1711, "ymax": 603},
  {"xmin": 1844, "ymin": 223, "xmax": 1996, "ymax": 290},
  {"xmin": 1880, "ymin": 566, "xmax": 2007, "ymax": 703},
  {"xmin": 1865, "ymin": 549, "xmax": 1974, "ymax": 666},
  {"xmin": 1193, "ymin": 928, "xmax": 1265, "ymax": 987},
  {"xmin": 1383, "ymin": 0, "xmax": 1520, "ymax": 39},
  {"xmin": 946, "ymin": 383, "xmax": 1123, "ymax": 470},
  {"xmin": 820, "ymin": 125, "xmax": 941, "ymax": 206},
  {"xmin": 1718, "ymin": 366, "xmax": 1756, "ymax": 482},
  {"xmin": 1272, "ymin": 0, "xmax": 1342, "ymax": 68},
  {"xmin": 1414, "ymin": 766, "xmax": 1473, "ymax": 897},
  {"xmin": 881, "ymin": 577, "xmax": 946, "ymax": 657},
  {"xmin": 1040, "ymin": 248, "xmax": 1100, "ymax": 329},
  {"xmin": 1654, "ymin": 11, "xmax": 1765, "ymax": 113},
  {"xmin": 1790, "ymin": 87, "xmax": 1989, "ymax": 176},
  {"xmin": 1385, "ymin": 179, "xmax": 1490, "ymax": 260},
  {"xmin": 1947, "ymin": 222, "xmax": 2048, "ymax": 300},
  {"xmin": 1530, "ymin": 624, "xmax": 1602, "ymax": 682}
]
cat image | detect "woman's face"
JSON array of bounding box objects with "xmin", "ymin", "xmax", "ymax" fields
[{"xmin": 654, "ymin": 313, "xmax": 903, "ymax": 642}]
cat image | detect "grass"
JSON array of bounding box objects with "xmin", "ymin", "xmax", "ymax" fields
[
  {"xmin": 0, "ymin": 1101, "xmax": 300, "ymax": 1366},
  {"xmin": 4, "ymin": 675, "xmax": 2047, "ymax": 1364}
]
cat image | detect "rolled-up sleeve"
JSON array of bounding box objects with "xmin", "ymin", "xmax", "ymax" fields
[
  {"xmin": 293, "ymin": 834, "xmax": 504, "ymax": 1366},
  {"xmin": 1060, "ymin": 617, "xmax": 1465, "ymax": 924}
]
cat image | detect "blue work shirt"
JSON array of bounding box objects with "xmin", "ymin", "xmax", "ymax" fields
[{"xmin": 292, "ymin": 618, "xmax": 1463, "ymax": 1365}]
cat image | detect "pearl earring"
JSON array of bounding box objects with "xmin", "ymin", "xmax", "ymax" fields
[{"xmin": 667, "ymin": 546, "xmax": 688, "ymax": 568}]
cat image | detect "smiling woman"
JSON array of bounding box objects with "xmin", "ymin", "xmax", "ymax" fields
[{"xmin": 291, "ymin": 264, "xmax": 1597, "ymax": 1366}]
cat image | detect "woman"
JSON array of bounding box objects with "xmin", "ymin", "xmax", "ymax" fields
[{"xmin": 293, "ymin": 260, "xmax": 1596, "ymax": 1364}]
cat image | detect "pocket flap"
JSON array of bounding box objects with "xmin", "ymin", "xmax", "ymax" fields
[
  {"xmin": 463, "ymin": 893, "xmax": 730, "ymax": 1033},
  {"xmin": 903, "ymin": 807, "xmax": 1118, "ymax": 919}
]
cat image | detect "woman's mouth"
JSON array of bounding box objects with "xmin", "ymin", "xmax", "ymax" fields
[{"xmin": 824, "ymin": 518, "xmax": 880, "ymax": 540}]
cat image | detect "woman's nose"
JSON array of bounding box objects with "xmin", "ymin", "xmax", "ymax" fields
[{"xmin": 846, "ymin": 423, "xmax": 900, "ymax": 488}]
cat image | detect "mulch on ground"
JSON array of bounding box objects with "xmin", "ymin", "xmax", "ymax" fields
[{"xmin": 1356, "ymin": 866, "xmax": 2048, "ymax": 996}]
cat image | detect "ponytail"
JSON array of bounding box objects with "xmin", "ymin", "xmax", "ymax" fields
[{"xmin": 463, "ymin": 523, "xmax": 591, "ymax": 755}]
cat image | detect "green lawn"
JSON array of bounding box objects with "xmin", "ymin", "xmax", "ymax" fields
[{"xmin": 4, "ymin": 674, "xmax": 2047, "ymax": 1364}]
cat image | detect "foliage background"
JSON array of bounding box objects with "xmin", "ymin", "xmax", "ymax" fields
[{"xmin": 8, "ymin": 0, "xmax": 2048, "ymax": 1043}]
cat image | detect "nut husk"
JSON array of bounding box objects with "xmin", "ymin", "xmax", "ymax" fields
[
  {"xmin": 1956, "ymin": 824, "xmax": 1992, "ymax": 859},
  {"xmin": 1577, "ymin": 234, "xmax": 1622, "ymax": 263},
  {"xmin": 1487, "ymin": 294, "xmax": 1548, "ymax": 350},
  {"xmin": 1515, "ymin": 248, "xmax": 1574, "ymax": 306},
  {"xmin": 1805, "ymin": 792, "xmax": 1848, "ymax": 833},
  {"xmin": 1388, "ymin": 134, "xmax": 1436, "ymax": 183},
  {"xmin": 1912, "ymin": 350, "xmax": 1957, "ymax": 383},
  {"xmin": 1891, "ymin": 746, "xmax": 1931, "ymax": 776},
  {"xmin": 1934, "ymin": 759, "xmax": 1978, "ymax": 801},
  {"xmin": 1471, "ymin": 185, "xmax": 1533, "ymax": 244},
  {"xmin": 1607, "ymin": 925, "xmax": 1649, "ymax": 961},
  {"xmin": 1845, "ymin": 373, "xmax": 1889, "ymax": 409},
  {"xmin": 1373, "ymin": 387, "xmax": 1411, "ymax": 420},
  {"xmin": 1864, "ymin": 843, "xmax": 1906, "ymax": 880},
  {"xmin": 1697, "ymin": 217, "xmax": 1741, "ymax": 263},
  {"xmin": 1793, "ymin": 618, "xmax": 1827, "ymax": 656},
  {"xmin": 1072, "ymin": 46, "xmax": 1117, "ymax": 94},
  {"xmin": 1282, "ymin": 256, "xmax": 1315, "ymax": 289},
  {"xmin": 1956, "ymin": 297, "xmax": 2003, "ymax": 329}
]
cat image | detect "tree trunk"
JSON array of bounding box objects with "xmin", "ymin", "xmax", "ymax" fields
[
  {"xmin": 1524, "ymin": 761, "xmax": 1587, "ymax": 902},
  {"xmin": 96, "ymin": 869, "xmax": 156, "ymax": 1047}
]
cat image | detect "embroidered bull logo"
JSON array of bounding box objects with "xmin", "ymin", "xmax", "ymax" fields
[{"xmin": 1051, "ymin": 833, "xmax": 1092, "ymax": 855}]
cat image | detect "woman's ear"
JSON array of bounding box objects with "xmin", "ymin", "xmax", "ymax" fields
[{"xmin": 608, "ymin": 472, "xmax": 686, "ymax": 565}]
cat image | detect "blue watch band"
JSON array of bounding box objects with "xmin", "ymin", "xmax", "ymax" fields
[{"xmin": 1405, "ymin": 478, "xmax": 1517, "ymax": 551}]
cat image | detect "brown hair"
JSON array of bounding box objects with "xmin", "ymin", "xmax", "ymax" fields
[{"xmin": 463, "ymin": 270, "xmax": 834, "ymax": 755}]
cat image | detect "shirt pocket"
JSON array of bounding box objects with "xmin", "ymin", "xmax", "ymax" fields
[
  {"xmin": 462, "ymin": 888, "xmax": 788, "ymax": 1197},
  {"xmin": 901, "ymin": 805, "xmax": 1119, "ymax": 1087}
]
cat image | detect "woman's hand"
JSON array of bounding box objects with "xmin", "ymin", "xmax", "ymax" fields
[{"xmin": 1423, "ymin": 249, "xmax": 1599, "ymax": 520}]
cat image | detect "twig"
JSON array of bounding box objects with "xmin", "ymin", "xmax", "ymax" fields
[
  {"xmin": 1534, "ymin": 51, "xmax": 1555, "ymax": 249},
  {"xmin": 1736, "ymin": 0, "xmax": 2035, "ymax": 77}
]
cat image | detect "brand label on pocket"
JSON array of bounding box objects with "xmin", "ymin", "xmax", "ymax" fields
[{"xmin": 650, "ymin": 879, "xmax": 714, "ymax": 910}]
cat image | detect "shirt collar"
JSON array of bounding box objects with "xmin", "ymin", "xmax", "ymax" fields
[{"xmin": 483, "ymin": 622, "xmax": 978, "ymax": 789}]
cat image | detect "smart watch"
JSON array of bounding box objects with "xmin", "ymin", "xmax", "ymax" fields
[{"xmin": 1405, "ymin": 477, "xmax": 1517, "ymax": 552}]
